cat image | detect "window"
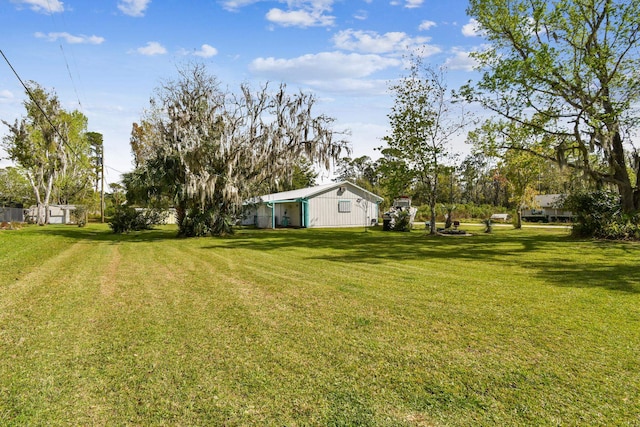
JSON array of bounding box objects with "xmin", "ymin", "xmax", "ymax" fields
[{"xmin": 338, "ymin": 200, "xmax": 351, "ymax": 213}]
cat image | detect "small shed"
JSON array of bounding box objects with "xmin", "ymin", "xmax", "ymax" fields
[
  {"xmin": 243, "ymin": 181, "xmax": 384, "ymax": 229},
  {"xmin": 26, "ymin": 204, "xmax": 76, "ymax": 224}
]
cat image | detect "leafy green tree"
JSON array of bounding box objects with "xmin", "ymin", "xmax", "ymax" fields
[
  {"xmin": 382, "ymin": 57, "xmax": 467, "ymax": 234},
  {"xmin": 52, "ymin": 112, "xmax": 94, "ymax": 206},
  {"xmin": 270, "ymin": 157, "xmax": 318, "ymax": 193},
  {"xmin": 334, "ymin": 155, "xmax": 381, "ymax": 189},
  {"xmin": 129, "ymin": 120, "xmax": 157, "ymax": 168},
  {"xmin": 0, "ymin": 167, "xmax": 34, "ymax": 206},
  {"xmin": 1, "ymin": 83, "xmax": 81, "ymax": 224},
  {"xmin": 131, "ymin": 64, "xmax": 349, "ymax": 236},
  {"xmin": 499, "ymin": 150, "xmax": 546, "ymax": 228},
  {"xmin": 464, "ymin": 0, "xmax": 640, "ymax": 213}
]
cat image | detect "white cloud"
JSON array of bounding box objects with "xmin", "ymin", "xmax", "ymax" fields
[
  {"xmin": 266, "ymin": 7, "xmax": 334, "ymax": 27},
  {"xmin": 135, "ymin": 41, "xmax": 166, "ymax": 56},
  {"xmin": 304, "ymin": 78, "xmax": 390, "ymax": 96},
  {"xmin": 419, "ymin": 20, "xmax": 436, "ymax": 31},
  {"xmin": 34, "ymin": 32, "xmax": 105, "ymax": 44},
  {"xmin": 220, "ymin": 0, "xmax": 257, "ymax": 11},
  {"xmin": 333, "ymin": 30, "xmax": 439, "ymax": 56},
  {"xmin": 222, "ymin": 0, "xmax": 336, "ymax": 27},
  {"xmin": 353, "ymin": 9, "xmax": 367, "ymax": 20},
  {"xmin": 444, "ymin": 47, "xmax": 478, "ymax": 71},
  {"xmin": 118, "ymin": 0, "xmax": 151, "ymax": 17},
  {"xmin": 11, "ymin": 0, "xmax": 64, "ymax": 13},
  {"xmin": 462, "ymin": 18, "xmax": 483, "ymax": 37},
  {"xmin": 405, "ymin": 0, "xmax": 423, "ymax": 8},
  {"xmin": 250, "ymin": 51, "xmax": 401, "ymax": 82},
  {"xmin": 0, "ymin": 90, "xmax": 16, "ymax": 103},
  {"xmin": 194, "ymin": 44, "xmax": 218, "ymax": 58}
]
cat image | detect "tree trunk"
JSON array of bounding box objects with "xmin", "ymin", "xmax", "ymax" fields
[
  {"xmin": 610, "ymin": 130, "xmax": 637, "ymax": 213},
  {"xmin": 43, "ymin": 175, "xmax": 54, "ymax": 225},
  {"xmin": 429, "ymin": 203, "xmax": 437, "ymax": 235},
  {"xmin": 175, "ymin": 203, "xmax": 186, "ymax": 231},
  {"xmin": 515, "ymin": 208, "xmax": 522, "ymax": 229}
]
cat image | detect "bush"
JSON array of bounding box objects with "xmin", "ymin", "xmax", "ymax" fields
[
  {"xmin": 71, "ymin": 205, "xmax": 88, "ymax": 227},
  {"xmin": 565, "ymin": 190, "xmax": 640, "ymax": 240},
  {"xmin": 179, "ymin": 208, "xmax": 235, "ymax": 237},
  {"xmin": 109, "ymin": 206, "xmax": 166, "ymax": 233},
  {"xmin": 391, "ymin": 209, "xmax": 413, "ymax": 232}
]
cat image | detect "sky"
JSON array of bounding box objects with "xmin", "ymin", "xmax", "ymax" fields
[{"xmin": 0, "ymin": 0, "xmax": 485, "ymax": 185}]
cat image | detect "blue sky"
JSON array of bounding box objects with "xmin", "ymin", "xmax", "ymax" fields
[{"xmin": 0, "ymin": 0, "xmax": 484, "ymax": 184}]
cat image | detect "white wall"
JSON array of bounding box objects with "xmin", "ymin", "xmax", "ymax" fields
[{"xmin": 308, "ymin": 185, "xmax": 379, "ymax": 228}]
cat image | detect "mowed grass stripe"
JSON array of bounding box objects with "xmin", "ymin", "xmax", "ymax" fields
[{"xmin": 1, "ymin": 224, "xmax": 640, "ymax": 425}]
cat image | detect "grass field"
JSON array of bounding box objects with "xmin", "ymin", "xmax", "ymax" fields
[{"xmin": 1, "ymin": 223, "xmax": 639, "ymax": 426}]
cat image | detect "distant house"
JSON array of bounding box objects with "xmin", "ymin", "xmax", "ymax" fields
[
  {"xmin": 26, "ymin": 204, "xmax": 76, "ymax": 224},
  {"xmin": 522, "ymin": 194, "xmax": 574, "ymax": 222},
  {"xmin": 243, "ymin": 181, "xmax": 384, "ymax": 229}
]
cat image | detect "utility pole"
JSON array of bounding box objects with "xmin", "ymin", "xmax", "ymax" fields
[
  {"xmin": 100, "ymin": 150, "xmax": 104, "ymax": 223},
  {"xmin": 87, "ymin": 132, "xmax": 105, "ymax": 223}
]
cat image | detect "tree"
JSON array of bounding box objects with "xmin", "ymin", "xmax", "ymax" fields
[
  {"xmin": 333, "ymin": 155, "xmax": 382, "ymax": 195},
  {"xmin": 499, "ymin": 150, "xmax": 546, "ymax": 228},
  {"xmin": 51, "ymin": 112, "xmax": 94, "ymax": 206},
  {"xmin": 0, "ymin": 167, "xmax": 34, "ymax": 206},
  {"xmin": 2, "ymin": 83, "xmax": 71, "ymax": 224},
  {"xmin": 129, "ymin": 120, "xmax": 157, "ymax": 168},
  {"xmin": 131, "ymin": 64, "xmax": 349, "ymax": 236},
  {"xmin": 464, "ymin": 0, "xmax": 640, "ymax": 213},
  {"xmin": 269, "ymin": 157, "xmax": 318, "ymax": 193},
  {"xmin": 468, "ymin": 120, "xmax": 547, "ymax": 227},
  {"xmin": 382, "ymin": 57, "xmax": 467, "ymax": 234},
  {"xmin": 87, "ymin": 132, "xmax": 105, "ymax": 221}
]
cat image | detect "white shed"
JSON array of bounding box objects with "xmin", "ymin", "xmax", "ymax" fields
[
  {"xmin": 26, "ymin": 204, "xmax": 76, "ymax": 224},
  {"xmin": 243, "ymin": 181, "xmax": 384, "ymax": 229}
]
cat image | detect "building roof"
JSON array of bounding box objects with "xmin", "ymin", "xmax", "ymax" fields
[{"xmin": 255, "ymin": 181, "xmax": 383, "ymax": 203}]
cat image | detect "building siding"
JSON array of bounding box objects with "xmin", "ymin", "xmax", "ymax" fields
[{"xmin": 308, "ymin": 186, "xmax": 379, "ymax": 228}]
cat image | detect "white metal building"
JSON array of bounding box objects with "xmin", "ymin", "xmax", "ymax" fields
[
  {"xmin": 243, "ymin": 181, "xmax": 384, "ymax": 229},
  {"xmin": 26, "ymin": 204, "xmax": 76, "ymax": 224}
]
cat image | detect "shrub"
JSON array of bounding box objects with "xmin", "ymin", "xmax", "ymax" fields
[
  {"xmin": 179, "ymin": 208, "xmax": 235, "ymax": 237},
  {"xmin": 565, "ymin": 190, "xmax": 640, "ymax": 240},
  {"xmin": 109, "ymin": 206, "xmax": 166, "ymax": 233},
  {"xmin": 391, "ymin": 209, "xmax": 413, "ymax": 232},
  {"xmin": 71, "ymin": 205, "xmax": 88, "ymax": 227}
]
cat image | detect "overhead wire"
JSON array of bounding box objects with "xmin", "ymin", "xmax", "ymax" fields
[
  {"xmin": 4, "ymin": 0, "xmax": 127, "ymax": 182},
  {"xmin": 0, "ymin": 48, "xmax": 81, "ymax": 160},
  {"xmin": 1, "ymin": 49, "xmax": 127, "ymax": 181}
]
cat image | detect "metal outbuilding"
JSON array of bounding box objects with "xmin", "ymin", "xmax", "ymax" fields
[{"xmin": 243, "ymin": 181, "xmax": 384, "ymax": 229}]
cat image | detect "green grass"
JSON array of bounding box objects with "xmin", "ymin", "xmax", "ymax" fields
[{"xmin": 1, "ymin": 224, "xmax": 639, "ymax": 426}]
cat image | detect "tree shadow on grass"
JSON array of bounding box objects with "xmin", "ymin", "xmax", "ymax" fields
[
  {"xmin": 519, "ymin": 259, "xmax": 640, "ymax": 294},
  {"xmin": 208, "ymin": 228, "xmax": 561, "ymax": 263},
  {"xmin": 209, "ymin": 228, "xmax": 640, "ymax": 294}
]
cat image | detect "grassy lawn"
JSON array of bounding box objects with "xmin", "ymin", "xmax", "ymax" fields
[{"xmin": 1, "ymin": 224, "xmax": 639, "ymax": 426}]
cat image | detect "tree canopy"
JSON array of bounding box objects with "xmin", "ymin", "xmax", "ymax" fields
[
  {"xmin": 464, "ymin": 0, "xmax": 640, "ymax": 213},
  {"xmin": 382, "ymin": 57, "xmax": 467, "ymax": 234},
  {"xmin": 127, "ymin": 64, "xmax": 349, "ymax": 236},
  {"xmin": 2, "ymin": 82, "xmax": 92, "ymax": 224}
]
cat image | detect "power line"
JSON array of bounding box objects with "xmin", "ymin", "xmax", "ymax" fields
[
  {"xmin": 2, "ymin": 50, "xmax": 126, "ymax": 183},
  {"xmin": 0, "ymin": 49, "xmax": 83, "ymax": 162},
  {"xmin": 60, "ymin": 43, "xmax": 83, "ymax": 110}
]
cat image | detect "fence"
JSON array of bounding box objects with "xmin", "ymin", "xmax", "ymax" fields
[{"xmin": 0, "ymin": 207, "xmax": 25, "ymax": 222}]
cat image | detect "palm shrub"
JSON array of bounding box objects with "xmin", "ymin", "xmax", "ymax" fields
[
  {"xmin": 109, "ymin": 206, "xmax": 166, "ymax": 233},
  {"xmin": 565, "ymin": 190, "xmax": 640, "ymax": 240},
  {"xmin": 392, "ymin": 209, "xmax": 413, "ymax": 232},
  {"xmin": 71, "ymin": 205, "xmax": 88, "ymax": 227}
]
